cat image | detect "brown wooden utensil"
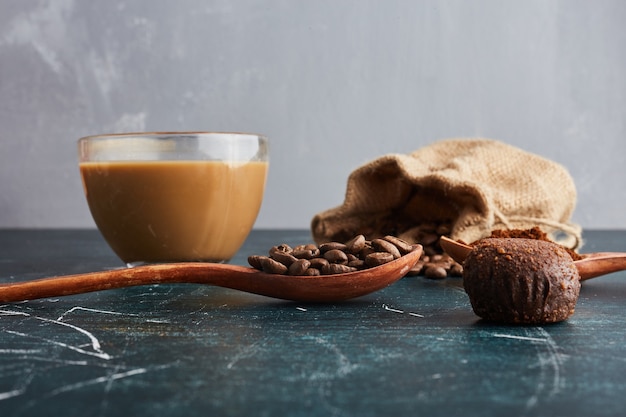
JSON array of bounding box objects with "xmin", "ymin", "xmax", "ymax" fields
[
  {"xmin": 439, "ymin": 236, "xmax": 626, "ymax": 280},
  {"xmin": 0, "ymin": 245, "xmax": 423, "ymax": 303}
]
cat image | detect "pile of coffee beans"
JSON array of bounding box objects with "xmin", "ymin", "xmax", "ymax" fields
[
  {"xmin": 386, "ymin": 221, "xmax": 462, "ymax": 279},
  {"xmin": 248, "ymin": 235, "xmax": 416, "ymax": 276},
  {"xmin": 406, "ymin": 252, "xmax": 463, "ymax": 279}
]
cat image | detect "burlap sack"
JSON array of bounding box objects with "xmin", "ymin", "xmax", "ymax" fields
[{"xmin": 311, "ymin": 138, "xmax": 582, "ymax": 250}]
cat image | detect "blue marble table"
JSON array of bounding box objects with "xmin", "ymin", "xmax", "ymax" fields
[{"xmin": 1, "ymin": 229, "xmax": 625, "ymax": 417}]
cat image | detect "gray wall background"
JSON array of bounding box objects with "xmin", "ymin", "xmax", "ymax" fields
[{"xmin": 1, "ymin": 0, "xmax": 624, "ymax": 231}]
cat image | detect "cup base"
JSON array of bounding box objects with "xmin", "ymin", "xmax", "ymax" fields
[{"xmin": 125, "ymin": 259, "xmax": 229, "ymax": 268}]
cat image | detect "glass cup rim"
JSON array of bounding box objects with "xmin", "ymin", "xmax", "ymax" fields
[
  {"xmin": 78, "ymin": 131, "xmax": 268, "ymax": 143},
  {"xmin": 78, "ymin": 131, "xmax": 269, "ymax": 163}
]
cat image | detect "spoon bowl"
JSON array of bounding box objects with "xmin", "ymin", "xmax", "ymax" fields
[
  {"xmin": 439, "ymin": 236, "xmax": 626, "ymax": 280},
  {"xmin": 439, "ymin": 236, "xmax": 473, "ymax": 265},
  {"xmin": 0, "ymin": 245, "xmax": 423, "ymax": 303}
]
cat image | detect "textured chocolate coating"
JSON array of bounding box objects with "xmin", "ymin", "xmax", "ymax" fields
[{"xmin": 463, "ymin": 238, "xmax": 581, "ymax": 324}]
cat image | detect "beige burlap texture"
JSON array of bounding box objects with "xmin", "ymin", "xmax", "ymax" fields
[{"xmin": 311, "ymin": 138, "xmax": 582, "ymax": 250}]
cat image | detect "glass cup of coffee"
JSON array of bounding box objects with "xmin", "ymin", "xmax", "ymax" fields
[{"xmin": 78, "ymin": 132, "xmax": 269, "ymax": 266}]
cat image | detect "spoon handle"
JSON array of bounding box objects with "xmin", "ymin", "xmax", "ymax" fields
[
  {"xmin": 0, "ymin": 263, "xmax": 258, "ymax": 303},
  {"xmin": 576, "ymin": 252, "xmax": 626, "ymax": 281}
]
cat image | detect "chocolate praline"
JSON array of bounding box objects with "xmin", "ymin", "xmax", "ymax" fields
[{"xmin": 463, "ymin": 238, "xmax": 581, "ymax": 324}]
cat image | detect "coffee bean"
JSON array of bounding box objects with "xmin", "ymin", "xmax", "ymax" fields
[
  {"xmin": 379, "ymin": 220, "xmax": 464, "ymax": 279},
  {"xmin": 321, "ymin": 264, "xmax": 356, "ymax": 275},
  {"xmin": 424, "ymin": 265, "xmax": 447, "ymax": 279},
  {"xmin": 260, "ymin": 257, "xmax": 288, "ymax": 274},
  {"xmin": 423, "ymin": 245, "xmax": 439, "ymax": 257},
  {"xmin": 292, "ymin": 248, "xmax": 320, "ymax": 259},
  {"xmin": 449, "ymin": 263, "xmax": 463, "ymax": 277},
  {"xmin": 303, "ymin": 268, "xmax": 321, "ymax": 276},
  {"xmin": 406, "ymin": 261, "xmax": 424, "ymax": 276},
  {"xmin": 319, "ymin": 242, "xmax": 347, "ymax": 253},
  {"xmin": 269, "ymin": 244, "xmax": 292, "ymax": 256},
  {"xmin": 359, "ymin": 244, "xmax": 376, "ymax": 259},
  {"xmin": 420, "ymin": 233, "xmax": 440, "ymax": 247},
  {"xmin": 288, "ymin": 259, "xmax": 311, "ymax": 276},
  {"xmin": 324, "ymin": 249, "xmax": 349, "ymax": 264},
  {"xmin": 348, "ymin": 259, "xmax": 365, "ymax": 269},
  {"xmin": 372, "ymin": 239, "xmax": 401, "ymax": 259},
  {"xmin": 309, "ymin": 257, "xmax": 329, "ymax": 270},
  {"xmin": 271, "ymin": 251, "xmax": 298, "ymax": 266},
  {"xmin": 365, "ymin": 252, "xmax": 394, "ymax": 267},
  {"xmin": 247, "ymin": 255, "xmax": 265, "ymax": 270},
  {"xmin": 429, "ymin": 254, "xmax": 452, "ymax": 269},
  {"xmin": 383, "ymin": 235, "xmax": 414, "ymax": 254},
  {"xmin": 294, "ymin": 244, "xmax": 318, "ymax": 252},
  {"xmin": 345, "ymin": 234, "xmax": 366, "ymax": 254}
]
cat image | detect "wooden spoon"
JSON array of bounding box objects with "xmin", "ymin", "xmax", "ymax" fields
[
  {"xmin": 0, "ymin": 245, "xmax": 423, "ymax": 303},
  {"xmin": 439, "ymin": 236, "xmax": 626, "ymax": 280}
]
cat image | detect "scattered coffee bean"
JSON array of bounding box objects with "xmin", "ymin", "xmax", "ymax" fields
[
  {"xmin": 406, "ymin": 261, "xmax": 424, "ymax": 276},
  {"xmin": 424, "ymin": 264, "xmax": 448, "ymax": 279},
  {"xmin": 449, "ymin": 263, "xmax": 464, "ymax": 277},
  {"xmin": 428, "ymin": 254, "xmax": 451, "ymax": 270},
  {"xmin": 407, "ymin": 251, "xmax": 463, "ymax": 280},
  {"xmin": 389, "ymin": 220, "xmax": 464, "ymax": 278}
]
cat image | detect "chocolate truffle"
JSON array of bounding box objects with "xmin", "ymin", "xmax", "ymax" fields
[{"xmin": 463, "ymin": 238, "xmax": 581, "ymax": 324}]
